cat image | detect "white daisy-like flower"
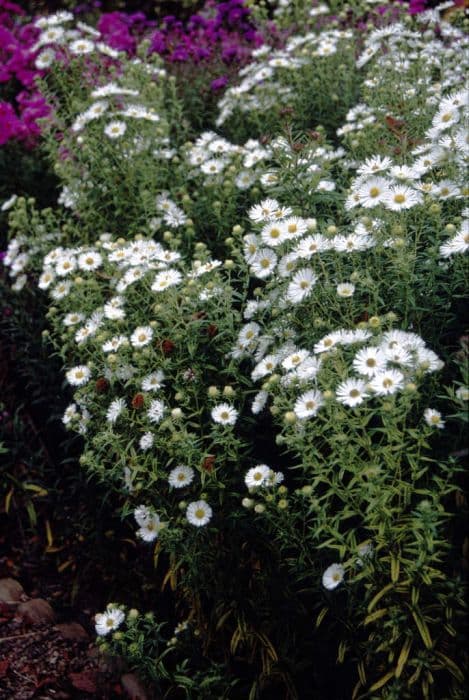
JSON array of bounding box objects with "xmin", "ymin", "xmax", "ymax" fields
[
  {"xmin": 50, "ymin": 281, "xmax": 71, "ymax": 300},
  {"xmin": 186, "ymin": 500, "xmax": 213, "ymax": 527},
  {"xmin": 38, "ymin": 269, "xmax": 55, "ymax": 290},
  {"xmin": 66, "ymin": 365, "xmax": 91, "ymax": 386},
  {"xmin": 243, "ymin": 234, "xmax": 261, "ymax": 263},
  {"xmin": 250, "ymin": 248, "xmax": 278, "ymax": 279},
  {"xmin": 104, "ymin": 121, "xmax": 127, "ymax": 139},
  {"xmin": 134, "ymin": 507, "xmax": 163, "ymax": 542},
  {"xmin": 130, "ymin": 325, "xmax": 153, "ymax": 348},
  {"xmin": 251, "ymin": 354, "xmax": 278, "ymax": 381},
  {"xmin": 147, "ymin": 399, "xmax": 165, "ymax": 424},
  {"xmin": 102, "ymin": 335, "xmax": 127, "ymax": 353},
  {"xmin": 423, "ymin": 408, "xmax": 445, "ymax": 429},
  {"xmin": 244, "ymin": 464, "xmax": 273, "ymax": 489},
  {"xmin": 286, "ymin": 268, "xmax": 318, "ymax": 304},
  {"xmin": 211, "ymin": 403, "xmax": 238, "ymax": 426},
  {"xmin": 248, "ymin": 198, "xmax": 280, "ymax": 223},
  {"xmin": 384, "ymin": 185, "xmax": 423, "ymax": 211},
  {"xmin": 95, "ymin": 606, "xmax": 125, "ymax": 636},
  {"xmin": 69, "ymin": 38, "xmax": 94, "ymax": 55},
  {"xmin": 295, "ymin": 234, "xmax": 329, "ymax": 259},
  {"xmin": 151, "ymin": 269, "xmax": 182, "ymax": 292},
  {"xmin": 141, "ymin": 371, "xmax": 165, "ymax": 392},
  {"xmin": 106, "ymin": 398, "xmax": 126, "ymax": 424},
  {"xmin": 356, "ymin": 176, "xmax": 391, "ymax": 208},
  {"xmin": 439, "ymin": 228, "xmax": 469, "ymax": 258},
  {"xmin": 456, "ymin": 386, "xmax": 469, "ymax": 401},
  {"xmin": 383, "ymin": 344, "xmax": 412, "ymax": 366},
  {"xmin": 281, "ymin": 350, "xmax": 310, "ymax": 372},
  {"xmin": 294, "ymin": 389, "xmax": 323, "ymax": 419},
  {"xmin": 283, "ymin": 216, "xmax": 307, "ymax": 239},
  {"xmin": 78, "ymin": 251, "xmax": 103, "ymax": 271},
  {"xmin": 63, "ymin": 312, "xmax": 84, "ymax": 326},
  {"xmin": 294, "ymin": 356, "xmax": 321, "ymax": 382},
  {"xmin": 35, "ymin": 48, "xmax": 56, "ymax": 69},
  {"xmin": 55, "ymin": 256, "xmax": 77, "ymax": 276},
  {"xmin": 168, "ymin": 465, "xmax": 195, "ymax": 488},
  {"xmin": 314, "ymin": 332, "xmax": 341, "ymax": 354},
  {"xmin": 353, "ymin": 347, "xmax": 387, "ymax": 377},
  {"xmin": 335, "ymin": 378, "xmax": 368, "ymax": 407},
  {"xmin": 322, "ymin": 563, "xmax": 345, "ymax": 590},
  {"xmin": 62, "ymin": 403, "xmax": 78, "ymax": 425},
  {"xmin": 237, "ymin": 323, "xmax": 261, "ymax": 350},
  {"xmin": 260, "ymin": 221, "xmax": 287, "ymax": 247},
  {"xmin": 356, "ymin": 155, "xmax": 392, "ymax": 176},
  {"xmin": 336, "ymin": 282, "xmax": 355, "ymax": 298},
  {"xmin": 369, "ymin": 369, "xmax": 404, "ymax": 396}
]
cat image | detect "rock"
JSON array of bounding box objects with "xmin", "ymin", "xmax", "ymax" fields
[
  {"xmin": 55, "ymin": 622, "xmax": 89, "ymax": 641},
  {"xmin": 121, "ymin": 672, "xmax": 149, "ymax": 700},
  {"xmin": 16, "ymin": 598, "xmax": 55, "ymax": 624},
  {"xmin": 0, "ymin": 578, "xmax": 25, "ymax": 604}
]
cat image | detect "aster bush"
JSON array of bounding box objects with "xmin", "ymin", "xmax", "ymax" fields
[{"xmin": 2, "ymin": 2, "xmax": 468, "ymax": 698}]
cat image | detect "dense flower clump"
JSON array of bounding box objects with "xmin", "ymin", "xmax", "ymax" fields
[{"xmin": 2, "ymin": 0, "xmax": 468, "ymax": 697}]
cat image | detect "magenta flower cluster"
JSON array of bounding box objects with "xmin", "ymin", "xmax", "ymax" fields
[{"xmin": 0, "ymin": 0, "xmax": 50, "ymax": 146}]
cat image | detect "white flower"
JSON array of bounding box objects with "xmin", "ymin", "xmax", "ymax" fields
[
  {"xmin": 353, "ymin": 347, "xmax": 387, "ymax": 377},
  {"xmin": 423, "ymin": 408, "xmax": 445, "ymax": 429},
  {"xmin": 102, "ymin": 335, "xmax": 127, "ymax": 353},
  {"xmin": 286, "ymin": 268, "xmax": 317, "ymax": 304},
  {"xmin": 335, "ymin": 378, "xmax": 368, "ymax": 407},
  {"xmin": 186, "ymin": 500, "xmax": 213, "ymax": 527},
  {"xmin": 63, "ymin": 312, "xmax": 84, "ymax": 326},
  {"xmin": 62, "ymin": 403, "xmax": 78, "ymax": 425},
  {"xmin": 35, "ymin": 48, "xmax": 55, "ymax": 69},
  {"xmin": 281, "ymin": 350, "xmax": 310, "ymax": 371},
  {"xmin": 78, "ymin": 251, "xmax": 103, "ymax": 271},
  {"xmin": 248, "ymin": 198, "xmax": 280, "ymax": 223},
  {"xmin": 130, "ymin": 325, "xmax": 153, "ymax": 348},
  {"xmin": 356, "ymin": 176, "xmax": 391, "ymax": 208},
  {"xmin": 134, "ymin": 507, "xmax": 163, "ymax": 542},
  {"xmin": 294, "ymin": 389, "xmax": 323, "ymax": 419},
  {"xmin": 69, "ymin": 38, "xmax": 94, "ymax": 55},
  {"xmin": 456, "ymin": 386, "xmax": 469, "ymax": 401},
  {"xmin": 66, "ymin": 365, "xmax": 91, "ymax": 386},
  {"xmin": 250, "ymin": 249, "xmax": 277, "ymax": 279},
  {"xmin": 245, "ymin": 464, "xmax": 273, "ymax": 489},
  {"xmin": 369, "ymin": 369, "xmax": 404, "ymax": 396},
  {"xmin": 106, "ymin": 398, "xmax": 126, "ymax": 424},
  {"xmin": 139, "ymin": 432, "xmax": 154, "ymax": 451},
  {"xmin": 260, "ymin": 221, "xmax": 287, "ymax": 247},
  {"xmin": 141, "ymin": 371, "xmax": 165, "ymax": 392},
  {"xmin": 104, "ymin": 121, "xmax": 127, "ymax": 139},
  {"xmin": 168, "ymin": 465, "xmax": 195, "ymax": 488},
  {"xmin": 50, "ymin": 281, "xmax": 71, "ymax": 300},
  {"xmin": 151, "ymin": 269, "xmax": 182, "ymax": 292},
  {"xmin": 55, "ymin": 256, "xmax": 76, "ymax": 276},
  {"xmin": 211, "ymin": 403, "xmax": 238, "ymax": 426},
  {"xmin": 95, "ymin": 606, "xmax": 125, "ymax": 636},
  {"xmin": 147, "ymin": 399, "xmax": 165, "ymax": 424},
  {"xmin": 37, "ymin": 268, "xmax": 55, "ymax": 289},
  {"xmin": 384, "ymin": 185, "xmax": 423, "ymax": 211},
  {"xmin": 322, "ymin": 563, "xmax": 345, "ymax": 590},
  {"xmin": 336, "ymin": 282, "xmax": 355, "ymax": 298}
]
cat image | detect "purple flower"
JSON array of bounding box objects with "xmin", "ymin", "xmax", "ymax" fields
[{"xmin": 210, "ymin": 75, "xmax": 229, "ymax": 91}]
